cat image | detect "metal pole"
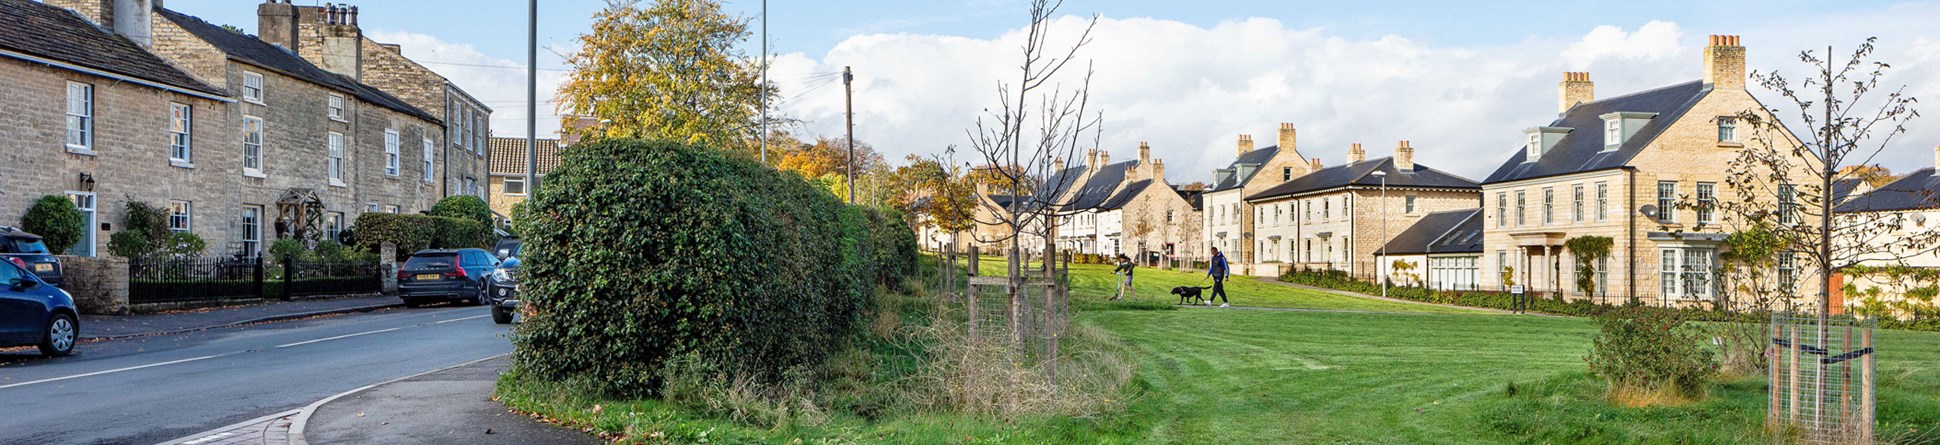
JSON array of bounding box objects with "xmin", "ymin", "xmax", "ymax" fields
[
  {"xmin": 844, "ymin": 66, "xmax": 855, "ymax": 204},
  {"xmin": 525, "ymin": 0, "xmax": 539, "ymax": 194},
  {"xmin": 759, "ymin": 0, "xmax": 768, "ymax": 165}
]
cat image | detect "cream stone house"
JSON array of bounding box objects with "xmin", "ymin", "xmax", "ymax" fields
[
  {"xmin": 970, "ymin": 143, "xmax": 1202, "ymax": 263},
  {"xmin": 1375, "ymin": 209, "xmax": 1484, "ymax": 289},
  {"xmin": 1477, "ymin": 35, "xmax": 1806, "ymax": 306},
  {"xmin": 1245, "ymin": 142, "xmax": 1480, "ymax": 278},
  {"xmin": 1200, "ymin": 123, "xmax": 1317, "ymax": 270},
  {"xmin": 1832, "ymin": 151, "xmax": 1940, "ymax": 316}
]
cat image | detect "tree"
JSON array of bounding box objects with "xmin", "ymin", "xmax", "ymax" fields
[
  {"xmin": 19, "ymin": 196, "xmax": 83, "ymax": 254},
  {"xmin": 557, "ymin": 0, "xmax": 773, "ymax": 155},
  {"xmin": 1178, "ymin": 181, "xmax": 1208, "ymax": 192},
  {"xmin": 1836, "ymin": 164, "xmax": 1895, "ymax": 187},
  {"xmin": 1716, "ymin": 38, "xmax": 1925, "ymax": 435},
  {"xmin": 429, "ymin": 195, "xmax": 493, "ymax": 233}
]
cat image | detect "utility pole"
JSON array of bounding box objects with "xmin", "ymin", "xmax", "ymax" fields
[
  {"xmin": 525, "ymin": 0, "xmax": 539, "ymax": 195},
  {"xmin": 844, "ymin": 65, "xmax": 855, "ymax": 204},
  {"xmin": 759, "ymin": 0, "xmax": 768, "ymax": 166}
]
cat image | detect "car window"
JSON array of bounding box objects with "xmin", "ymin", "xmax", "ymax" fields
[
  {"xmin": 403, "ymin": 254, "xmax": 456, "ymax": 270},
  {"xmin": 0, "ymin": 262, "xmax": 24, "ymax": 283},
  {"xmin": 7, "ymin": 239, "xmax": 50, "ymax": 254}
]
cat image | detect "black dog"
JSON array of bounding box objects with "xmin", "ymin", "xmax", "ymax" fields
[{"xmin": 1171, "ymin": 286, "xmax": 1211, "ymax": 305}]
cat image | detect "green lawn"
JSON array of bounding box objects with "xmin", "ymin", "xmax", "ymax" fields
[
  {"xmin": 1087, "ymin": 308, "xmax": 1940, "ymax": 444},
  {"xmin": 968, "ymin": 257, "xmax": 1486, "ymax": 315}
]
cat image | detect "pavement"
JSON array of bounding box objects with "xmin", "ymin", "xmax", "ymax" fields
[
  {"xmin": 300, "ymin": 355, "xmax": 602, "ymax": 445},
  {"xmin": 81, "ymin": 295, "xmax": 403, "ymax": 340}
]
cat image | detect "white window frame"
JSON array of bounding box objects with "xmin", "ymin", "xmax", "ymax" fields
[
  {"xmin": 325, "ymin": 212, "xmax": 346, "ymax": 242},
  {"xmin": 1778, "ymin": 184, "xmax": 1798, "ymax": 225},
  {"xmin": 1696, "ymin": 182, "xmax": 1716, "ymax": 224},
  {"xmin": 422, "ymin": 137, "xmax": 436, "ymax": 182},
  {"xmin": 328, "ymin": 94, "xmax": 346, "ymax": 121},
  {"xmin": 1515, "ymin": 191, "xmax": 1526, "ymax": 226},
  {"xmin": 327, "ymin": 132, "xmax": 346, "ymax": 186},
  {"xmin": 1718, "ymin": 117, "xmax": 1738, "ymax": 143},
  {"xmin": 1404, "ymin": 195, "xmax": 1417, "ymax": 214},
  {"xmin": 384, "ymin": 129, "xmax": 401, "ymax": 176},
  {"xmin": 1595, "ymin": 182, "xmax": 1609, "ymax": 221},
  {"xmin": 1604, "ymin": 118, "xmax": 1622, "ymax": 149},
  {"xmin": 1542, "ymin": 187, "xmax": 1554, "ymax": 225},
  {"xmin": 242, "ymin": 116, "xmax": 265, "ymax": 176},
  {"xmin": 1525, "ymin": 133, "xmax": 1542, "ymax": 162},
  {"xmin": 168, "ymin": 200, "xmax": 192, "ymax": 233},
  {"xmin": 1657, "ymin": 181, "xmax": 1678, "ymax": 223},
  {"xmin": 66, "ymin": 82, "xmax": 94, "ymax": 152},
  {"xmin": 1659, "ymin": 247, "xmax": 1716, "ymax": 300},
  {"xmin": 1496, "ymin": 192, "xmax": 1507, "ymax": 227},
  {"xmin": 241, "ymin": 205, "xmax": 263, "ymax": 257},
  {"xmin": 385, "ymin": 205, "xmax": 401, "ymax": 214},
  {"xmin": 242, "ymin": 71, "xmax": 265, "ymax": 104},
  {"xmin": 1572, "ymin": 184, "xmax": 1584, "ymax": 223},
  {"xmin": 170, "ymin": 102, "xmax": 193, "ymax": 165}
]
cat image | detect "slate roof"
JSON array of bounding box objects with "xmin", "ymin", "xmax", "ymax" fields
[
  {"xmin": 1482, "ymin": 81, "xmax": 1711, "ymax": 184},
  {"xmin": 1830, "ymin": 178, "xmax": 1869, "ymax": 206},
  {"xmin": 0, "ymin": 0, "xmax": 225, "ymax": 96},
  {"xmin": 158, "ymin": 9, "xmax": 439, "ymax": 123},
  {"xmin": 1379, "ymin": 209, "xmax": 1484, "ymax": 255},
  {"xmin": 1017, "ymin": 165, "xmax": 1089, "ymax": 213},
  {"xmin": 1066, "ymin": 160, "xmax": 1139, "ymax": 210},
  {"xmin": 1835, "ymin": 168, "xmax": 1940, "ymax": 213},
  {"xmin": 1246, "ymin": 157, "xmax": 1480, "ymax": 201},
  {"xmin": 1176, "ymin": 187, "xmax": 1204, "ymax": 211},
  {"xmin": 1209, "ymin": 146, "xmax": 1282, "ymax": 192},
  {"xmin": 1099, "ymin": 180, "xmax": 1152, "ymax": 211},
  {"xmin": 489, "ymin": 137, "xmax": 563, "ymax": 175}
]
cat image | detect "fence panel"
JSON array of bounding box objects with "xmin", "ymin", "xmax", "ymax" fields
[{"xmin": 128, "ymin": 256, "xmax": 263, "ymax": 304}]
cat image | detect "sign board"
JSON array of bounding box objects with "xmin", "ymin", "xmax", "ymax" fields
[{"xmin": 1510, "ymin": 285, "xmax": 1525, "ymax": 295}]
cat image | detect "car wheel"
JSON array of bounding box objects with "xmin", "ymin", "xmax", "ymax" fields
[
  {"xmin": 491, "ymin": 303, "xmax": 512, "ymax": 324},
  {"xmin": 39, "ymin": 313, "xmax": 76, "ymax": 357},
  {"xmin": 473, "ymin": 286, "xmax": 489, "ymax": 306}
]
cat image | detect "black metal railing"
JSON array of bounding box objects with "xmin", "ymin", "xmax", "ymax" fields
[{"xmin": 127, "ymin": 255, "xmax": 381, "ymax": 304}]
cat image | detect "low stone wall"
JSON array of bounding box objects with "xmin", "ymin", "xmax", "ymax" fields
[{"xmin": 58, "ymin": 255, "xmax": 130, "ymax": 315}]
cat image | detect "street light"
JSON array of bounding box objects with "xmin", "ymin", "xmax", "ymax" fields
[{"xmin": 1372, "ymin": 169, "xmax": 1388, "ymax": 298}]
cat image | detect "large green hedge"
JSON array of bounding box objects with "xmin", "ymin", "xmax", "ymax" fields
[
  {"xmin": 511, "ymin": 138, "xmax": 917, "ymax": 397},
  {"xmin": 352, "ymin": 213, "xmax": 490, "ymax": 259},
  {"xmin": 429, "ymin": 195, "xmax": 493, "ymax": 232},
  {"xmin": 19, "ymin": 195, "xmax": 84, "ymax": 253}
]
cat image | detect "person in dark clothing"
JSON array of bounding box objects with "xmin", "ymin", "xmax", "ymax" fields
[
  {"xmin": 1207, "ymin": 247, "xmax": 1230, "ymax": 307},
  {"xmin": 1110, "ymin": 254, "xmax": 1135, "ymax": 300}
]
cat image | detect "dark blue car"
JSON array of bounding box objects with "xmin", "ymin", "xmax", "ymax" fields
[{"xmin": 0, "ymin": 260, "xmax": 78, "ymax": 356}]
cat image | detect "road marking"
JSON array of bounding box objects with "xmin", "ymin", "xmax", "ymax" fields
[
  {"xmin": 432, "ymin": 314, "xmax": 490, "ymax": 324},
  {"xmin": 0, "ymin": 355, "xmax": 222, "ymax": 390},
  {"xmin": 276, "ymin": 327, "xmax": 402, "ymax": 348}
]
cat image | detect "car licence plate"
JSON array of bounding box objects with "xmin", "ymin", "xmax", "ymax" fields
[
  {"xmin": 416, "ymin": 274, "xmax": 442, "ymax": 280},
  {"xmin": 34, "ymin": 263, "xmax": 53, "ymax": 272}
]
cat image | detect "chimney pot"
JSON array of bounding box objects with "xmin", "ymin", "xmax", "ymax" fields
[
  {"xmin": 1349, "ymin": 143, "xmax": 1365, "ymax": 163},
  {"xmin": 1310, "ymin": 157, "xmax": 1322, "ymax": 170},
  {"xmin": 1559, "ymin": 71, "xmax": 1594, "ymax": 114},
  {"xmin": 1099, "ymin": 151, "xmax": 1110, "ymax": 166},
  {"xmin": 1053, "ymin": 157, "xmax": 1065, "ymax": 171},
  {"xmin": 1704, "ymin": 34, "xmax": 1747, "ymax": 90},
  {"xmin": 1138, "ymin": 141, "xmax": 1151, "ymax": 167},
  {"xmin": 1237, "ymin": 134, "xmax": 1254, "ymax": 157},
  {"xmin": 1394, "ymin": 140, "xmax": 1416, "ymax": 171},
  {"xmin": 1277, "ymin": 123, "xmax": 1298, "ymax": 162},
  {"xmin": 1087, "ymin": 148, "xmax": 1099, "ymax": 169}
]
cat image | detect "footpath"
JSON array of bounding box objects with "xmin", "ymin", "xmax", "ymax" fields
[{"xmin": 81, "ymin": 295, "xmax": 402, "ymax": 341}]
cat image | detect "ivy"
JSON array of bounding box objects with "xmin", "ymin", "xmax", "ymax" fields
[{"xmin": 1565, "ymin": 236, "xmax": 1614, "ymax": 296}]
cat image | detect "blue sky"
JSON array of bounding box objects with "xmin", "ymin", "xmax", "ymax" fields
[{"xmin": 154, "ymin": 1, "xmax": 1940, "ymax": 182}]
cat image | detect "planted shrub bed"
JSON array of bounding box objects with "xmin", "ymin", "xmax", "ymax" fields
[{"xmin": 511, "ymin": 138, "xmax": 917, "ymax": 397}]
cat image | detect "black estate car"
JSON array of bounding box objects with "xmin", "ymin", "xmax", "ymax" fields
[{"xmin": 396, "ymin": 248, "xmax": 497, "ymax": 307}]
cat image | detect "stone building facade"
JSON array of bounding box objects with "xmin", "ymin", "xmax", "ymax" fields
[
  {"xmin": 486, "ymin": 136, "xmax": 562, "ymax": 219},
  {"xmin": 1477, "ymin": 35, "xmax": 1807, "ymax": 306},
  {"xmin": 1199, "ymin": 123, "xmax": 1317, "ymax": 270},
  {"xmin": 1245, "ymin": 141, "xmax": 1481, "ymax": 278}
]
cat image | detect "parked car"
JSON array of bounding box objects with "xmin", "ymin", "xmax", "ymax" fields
[
  {"xmin": 487, "ymin": 255, "xmax": 520, "ymax": 324},
  {"xmin": 0, "ymin": 226, "xmax": 64, "ymax": 287},
  {"xmin": 0, "ymin": 260, "xmax": 78, "ymax": 356},
  {"xmin": 396, "ymin": 248, "xmax": 497, "ymax": 307}
]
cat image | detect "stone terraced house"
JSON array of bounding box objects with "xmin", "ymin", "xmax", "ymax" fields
[
  {"xmin": 1199, "ymin": 123, "xmax": 1317, "ymax": 272},
  {"xmin": 486, "ymin": 136, "xmax": 562, "ymax": 220},
  {"xmin": 1244, "ymin": 141, "xmax": 1481, "ymax": 278}
]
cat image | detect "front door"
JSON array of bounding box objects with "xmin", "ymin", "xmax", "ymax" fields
[{"xmin": 65, "ymin": 192, "xmax": 96, "ymax": 257}]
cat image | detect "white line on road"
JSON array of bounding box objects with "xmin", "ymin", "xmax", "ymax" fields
[
  {"xmin": 432, "ymin": 314, "xmax": 490, "ymax": 324},
  {"xmin": 276, "ymin": 327, "xmax": 402, "ymax": 348},
  {"xmin": 0, "ymin": 355, "xmax": 223, "ymax": 389}
]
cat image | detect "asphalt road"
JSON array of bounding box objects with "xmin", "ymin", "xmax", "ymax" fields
[{"xmin": 0, "ymin": 304, "xmax": 513, "ymax": 445}]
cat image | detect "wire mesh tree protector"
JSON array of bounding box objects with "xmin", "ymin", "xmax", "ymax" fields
[{"xmin": 1770, "ymin": 311, "xmax": 1875, "ymax": 443}]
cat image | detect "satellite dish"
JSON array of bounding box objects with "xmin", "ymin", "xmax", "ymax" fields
[
  {"xmin": 1914, "ymin": 214, "xmax": 1929, "ymax": 225},
  {"xmin": 1638, "ymin": 204, "xmax": 1659, "ymax": 219}
]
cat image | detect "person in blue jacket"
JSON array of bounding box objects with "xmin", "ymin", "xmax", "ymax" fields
[{"xmin": 1207, "ymin": 247, "xmax": 1230, "ymax": 307}]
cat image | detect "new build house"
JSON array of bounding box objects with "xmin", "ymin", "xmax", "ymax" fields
[{"xmin": 1245, "ymin": 141, "xmax": 1480, "ymax": 277}]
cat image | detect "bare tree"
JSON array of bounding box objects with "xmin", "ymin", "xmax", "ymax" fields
[{"xmin": 1714, "ymin": 37, "xmax": 1924, "ymax": 436}]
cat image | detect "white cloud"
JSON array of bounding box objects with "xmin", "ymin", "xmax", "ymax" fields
[
  {"xmin": 771, "ymin": 7, "xmax": 1940, "ymax": 184},
  {"xmin": 366, "ymin": 30, "xmax": 570, "ymax": 140}
]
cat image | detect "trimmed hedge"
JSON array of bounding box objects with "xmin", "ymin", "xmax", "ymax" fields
[
  {"xmin": 511, "ymin": 138, "xmax": 917, "ymax": 397},
  {"xmin": 429, "ymin": 195, "xmax": 493, "ymax": 232},
  {"xmin": 20, "ymin": 195, "xmax": 84, "ymax": 253},
  {"xmin": 352, "ymin": 213, "xmax": 491, "ymax": 259}
]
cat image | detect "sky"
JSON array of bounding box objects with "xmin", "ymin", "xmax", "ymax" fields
[{"xmin": 155, "ymin": 0, "xmax": 1940, "ymax": 184}]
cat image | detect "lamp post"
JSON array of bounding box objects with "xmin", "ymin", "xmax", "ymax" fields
[{"xmin": 1372, "ymin": 170, "xmax": 1388, "ymax": 298}]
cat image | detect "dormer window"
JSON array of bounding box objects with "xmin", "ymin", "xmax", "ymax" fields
[
  {"xmin": 1523, "ymin": 126, "xmax": 1572, "ymax": 162},
  {"xmin": 1525, "ymin": 133, "xmax": 1542, "ymax": 162},
  {"xmin": 1599, "ymin": 112, "xmax": 1658, "ymax": 151}
]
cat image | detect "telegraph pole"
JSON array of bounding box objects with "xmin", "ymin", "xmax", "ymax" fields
[
  {"xmin": 759, "ymin": 0, "xmax": 768, "ymax": 165},
  {"xmin": 525, "ymin": 0, "xmax": 539, "ymax": 194},
  {"xmin": 844, "ymin": 66, "xmax": 855, "ymax": 204}
]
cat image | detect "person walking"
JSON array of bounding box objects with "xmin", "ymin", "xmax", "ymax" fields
[
  {"xmin": 1207, "ymin": 247, "xmax": 1230, "ymax": 307},
  {"xmin": 1110, "ymin": 254, "xmax": 1136, "ymax": 301}
]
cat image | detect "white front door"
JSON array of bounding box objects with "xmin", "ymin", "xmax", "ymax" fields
[{"xmin": 65, "ymin": 191, "xmax": 96, "ymax": 257}]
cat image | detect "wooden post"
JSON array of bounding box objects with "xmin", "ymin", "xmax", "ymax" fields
[
  {"xmin": 1789, "ymin": 319, "xmax": 1801, "ymax": 422},
  {"xmin": 1861, "ymin": 327, "xmax": 1875, "ymax": 441},
  {"xmin": 1769, "ymin": 318, "xmax": 1781, "ymax": 424},
  {"xmin": 968, "ymin": 245, "xmax": 979, "ymax": 277},
  {"xmin": 1842, "ymin": 322, "xmax": 1853, "ymax": 438}
]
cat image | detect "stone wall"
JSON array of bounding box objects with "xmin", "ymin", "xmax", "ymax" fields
[{"xmin": 60, "ymin": 256, "xmax": 130, "ymax": 315}]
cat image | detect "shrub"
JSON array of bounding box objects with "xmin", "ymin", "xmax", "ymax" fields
[
  {"xmin": 19, "ymin": 195, "xmax": 84, "ymax": 253},
  {"xmin": 353, "ymin": 213, "xmax": 487, "ymax": 259},
  {"xmin": 268, "ymin": 238, "xmax": 308, "ymax": 261},
  {"xmin": 123, "ymin": 200, "xmax": 172, "ymax": 245},
  {"xmin": 429, "ymin": 195, "xmax": 493, "ymax": 233},
  {"xmin": 511, "ymin": 138, "xmax": 909, "ymax": 397},
  {"xmin": 1584, "ymin": 305, "xmax": 1718, "ymax": 406},
  {"xmin": 161, "ymin": 232, "xmax": 206, "ymax": 256},
  {"xmin": 107, "ymin": 230, "xmax": 152, "ymax": 258}
]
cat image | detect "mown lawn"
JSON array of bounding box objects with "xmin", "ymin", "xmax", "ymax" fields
[
  {"xmin": 969, "ymin": 257, "xmax": 1485, "ymax": 314},
  {"xmin": 1086, "ymin": 308, "xmax": 1940, "ymax": 444}
]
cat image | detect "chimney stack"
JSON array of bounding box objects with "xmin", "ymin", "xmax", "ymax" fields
[
  {"xmin": 1278, "ymin": 123, "xmax": 1297, "ymax": 152},
  {"xmin": 1153, "ymin": 159, "xmax": 1167, "ymax": 186},
  {"xmin": 1704, "ymin": 35, "xmax": 1746, "ymax": 90},
  {"xmin": 1559, "ymin": 72, "xmax": 1594, "ymax": 113},
  {"xmin": 1053, "ymin": 157, "xmax": 1065, "ymax": 172},
  {"xmin": 295, "ymin": 2, "xmax": 366, "ymax": 80},
  {"xmin": 1086, "ymin": 148, "xmax": 1099, "ymax": 169},
  {"xmin": 1237, "ymin": 134, "xmax": 1254, "ymax": 156},
  {"xmin": 257, "ymin": 0, "xmax": 298, "ymax": 49},
  {"xmin": 1394, "ymin": 140, "xmax": 1415, "ymax": 171},
  {"xmin": 1098, "ymin": 150, "xmax": 1111, "ymax": 167},
  {"xmin": 1139, "ymin": 141, "xmax": 1151, "ymax": 166},
  {"xmin": 1310, "ymin": 157, "xmax": 1322, "ymax": 170},
  {"xmin": 1349, "ymin": 143, "xmax": 1365, "ymax": 163},
  {"xmin": 1933, "ymin": 146, "xmax": 1939, "ymax": 171}
]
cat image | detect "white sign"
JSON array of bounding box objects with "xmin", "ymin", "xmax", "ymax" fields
[{"xmin": 1510, "ymin": 285, "xmax": 1525, "ymax": 295}]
